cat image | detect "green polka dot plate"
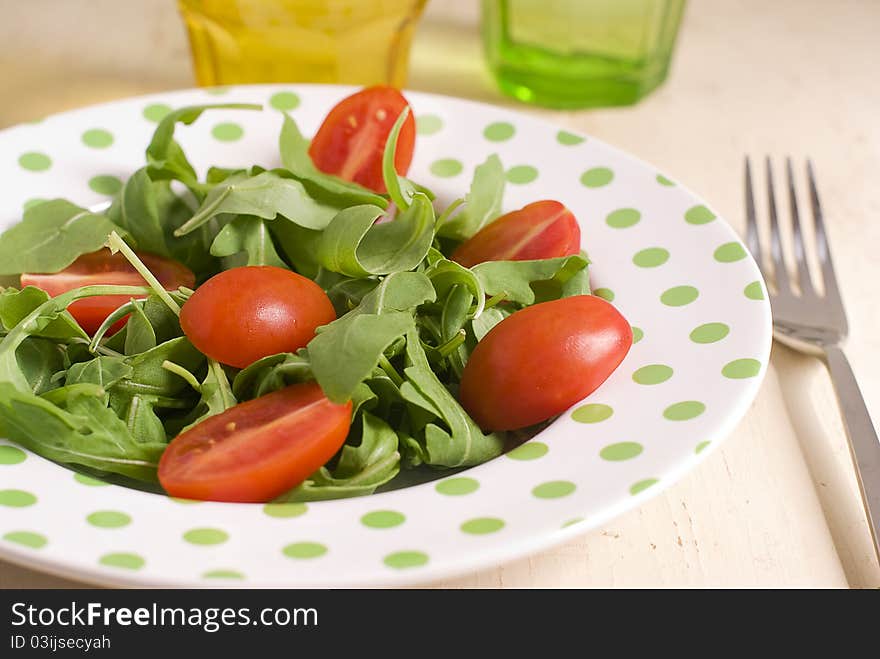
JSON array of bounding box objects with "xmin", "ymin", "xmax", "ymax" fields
[{"xmin": 0, "ymin": 85, "xmax": 771, "ymax": 586}]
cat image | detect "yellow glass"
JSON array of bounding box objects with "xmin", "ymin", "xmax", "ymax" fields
[{"xmin": 178, "ymin": 0, "xmax": 427, "ymax": 87}]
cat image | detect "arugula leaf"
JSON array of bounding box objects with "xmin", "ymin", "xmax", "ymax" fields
[
  {"xmin": 124, "ymin": 301, "xmax": 157, "ymax": 355},
  {"xmin": 167, "ymin": 360, "xmax": 237, "ymax": 434},
  {"xmin": 232, "ymin": 352, "xmax": 311, "ymax": 401},
  {"xmin": 269, "ymin": 221, "xmax": 322, "ymax": 279},
  {"xmin": 278, "ymin": 114, "xmax": 387, "ymax": 207},
  {"xmin": 355, "ymin": 271, "xmax": 436, "ymax": 315},
  {"xmin": 17, "ymin": 338, "xmax": 63, "ymax": 395},
  {"xmin": 401, "ymin": 330, "xmax": 504, "ymax": 467},
  {"xmin": 146, "ymin": 103, "xmax": 261, "ymax": 189},
  {"xmin": 115, "ymin": 336, "xmax": 205, "ymax": 400},
  {"xmin": 471, "ymin": 306, "xmax": 512, "ymax": 341},
  {"xmin": 66, "ymin": 356, "xmax": 133, "ymax": 389},
  {"xmin": 425, "ymin": 258, "xmax": 485, "ymax": 319},
  {"xmin": 0, "ymin": 287, "xmax": 85, "ymax": 340},
  {"xmin": 381, "ymin": 107, "xmax": 413, "ymax": 210},
  {"xmin": 210, "ymin": 216, "xmax": 287, "ymax": 268},
  {"xmin": 472, "ymin": 254, "xmax": 590, "ymax": 305},
  {"xmin": 119, "ymin": 394, "xmax": 168, "ymax": 445},
  {"xmin": 308, "ymin": 312, "xmax": 414, "ymax": 403},
  {"xmin": 437, "ymin": 154, "xmax": 505, "ymax": 241},
  {"xmin": 176, "ymin": 171, "xmax": 342, "ymax": 237},
  {"xmin": 275, "ymin": 412, "xmax": 400, "ymax": 502},
  {"xmin": 0, "ymin": 383, "xmax": 164, "ymax": 482},
  {"xmin": 0, "ymin": 200, "xmax": 124, "ymax": 276},
  {"xmin": 317, "ymin": 194, "xmax": 434, "ymax": 277}
]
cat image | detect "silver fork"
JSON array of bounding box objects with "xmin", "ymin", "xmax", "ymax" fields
[{"xmin": 745, "ymin": 157, "xmax": 880, "ymax": 561}]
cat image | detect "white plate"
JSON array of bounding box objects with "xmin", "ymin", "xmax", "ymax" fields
[{"xmin": 0, "ymin": 84, "xmax": 771, "ymax": 587}]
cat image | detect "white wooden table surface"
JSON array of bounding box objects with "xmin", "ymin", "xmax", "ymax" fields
[{"xmin": 1, "ymin": 0, "xmax": 878, "ymax": 588}]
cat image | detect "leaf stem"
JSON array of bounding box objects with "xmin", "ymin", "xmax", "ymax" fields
[
  {"xmin": 106, "ymin": 231, "xmax": 181, "ymax": 316},
  {"xmin": 435, "ymin": 198, "xmax": 465, "ymax": 230},
  {"xmin": 437, "ymin": 329, "xmax": 467, "ymax": 358},
  {"xmin": 209, "ymin": 359, "xmax": 236, "ymax": 411},
  {"xmin": 483, "ymin": 292, "xmax": 508, "ymax": 310},
  {"xmin": 161, "ymin": 360, "xmax": 202, "ymax": 392},
  {"xmin": 377, "ymin": 354, "xmax": 404, "ymax": 387}
]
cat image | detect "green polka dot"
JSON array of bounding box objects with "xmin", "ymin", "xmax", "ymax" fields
[
  {"xmin": 416, "ymin": 114, "xmax": 443, "ymax": 135},
  {"xmin": 3, "ymin": 531, "xmax": 46, "ymax": 549},
  {"xmin": 183, "ymin": 528, "xmax": 228, "ymax": 545},
  {"xmin": 212, "ymin": 123, "xmax": 244, "ymax": 141},
  {"xmin": 263, "ymin": 503, "xmax": 307, "ymax": 518},
  {"xmin": 361, "ymin": 510, "xmax": 405, "ymax": 529},
  {"xmin": 599, "ymin": 442, "xmax": 643, "ymax": 461},
  {"xmin": 507, "ymin": 441, "xmax": 548, "ymax": 461},
  {"xmin": 632, "ymin": 364, "xmax": 673, "ymax": 385},
  {"xmin": 629, "ymin": 478, "xmax": 658, "ymax": 495},
  {"xmin": 435, "ymin": 477, "xmax": 479, "ymax": 496},
  {"xmin": 82, "ymin": 129, "xmax": 114, "ymax": 148},
  {"xmin": 74, "ymin": 473, "xmax": 108, "ymax": 487},
  {"xmin": 722, "ymin": 358, "xmax": 761, "ymax": 379},
  {"xmin": 685, "ymin": 205, "xmax": 716, "ymax": 225},
  {"xmin": 170, "ymin": 497, "xmax": 202, "ymax": 505},
  {"xmin": 532, "ymin": 480, "xmax": 576, "ymax": 499},
  {"xmin": 0, "ymin": 445, "xmax": 26, "ymax": 465},
  {"xmin": 557, "ymin": 130, "xmax": 585, "ymax": 145},
  {"xmin": 631, "ymin": 326, "xmax": 644, "ymax": 343},
  {"xmin": 594, "ymin": 287, "xmax": 614, "ymax": 302},
  {"xmin": 695, "ymin": 441, "xmax": 711, "ymax": 454},
  {"xmin": 484, "ymin": 121, "xmax": 515, "ymax": 141},
  {"xmin": 203, "ymin": 569, "xmax": 244, "ymax": 580},
  {"xmin": 461, "ymin": 517, "xmax": 505, "ymax": 535},
  {"xmin": 714, "ymin": 242, "xmax": 747, "ymax": 263},
  {"xmin": 430, "ymin": 158, "xmax": 463, "ymax": 177},
  {"xmin": 664, "ymin": 401, "xmax": 706, "ymax": 421},
  {"xmin": 656, "ymin": 174, "xmax": 675, "ymax": 186},
  {"xmin": 87, "ymin": 511, "xmax": 131, "ymax": 528},
  {"xmin": 606, "ymin": 208, "xmax": 640, "ymax": 228},
  {"xmin": 269, "ymin": 91, "xmax": 300, "ymax": 111},
  {"xmin": 142, "ymin": 103, "xmax": 172, "ymax": 122},
  {"xmin": 18, "ymin": 152, "xmax": 51, "ymax": 171},
  {"xmin": 562, "ymin": 517, "xmax": 584, "ymax": 528},
  {"xmin": 580, "ymin": 167, "xmax": 614, "ymax": 188},
  {"xmin": 0, "ymin": 490, "xmax": 36, "ymax": 507},
  {"xmin": 506, "ymin": 165, "xmax": 538, "ymax": 184},
  {"xmin": 205, "ymin": 86, "xmax": 229, "ymax": 95},
  {"xmin": 99, "ymin": 552, "xmax": 144, "ymax": 570},
  {"xmin": 690, "ymin": 322, "xmax": 729, "ymax": 344},
  {"xmin": 384, "ymin": 551, "xmax": 428, "ymax": 569},
  {"xmin": 23, "ymin": 198, "xmax": 47, "ymax": 211},
  {"xmin": 661, "ymin": 285, "xmax": 699, "ymax": 307},
  {"xmin": 283, "ymin": 542, "xmax": 327, "ymax": 559},
  {"xmin": 571, "ymin": 403, "xmax": 613, "ymax": 424},
  {"xmin": 88, "ymin": 175, "xmax": 123, "ymax": 195},
  {"xmin": 744, "ymin": 281, "xmax": 765, "ymax": 300},
  {"xmin": 633, "ymin": 247, "xmax": 669, "ymax": 267}
]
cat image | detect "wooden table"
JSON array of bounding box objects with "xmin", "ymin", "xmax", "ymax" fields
[{"xmin": 1, "ymin": 0, "xmax": 878, "ymax": 588}]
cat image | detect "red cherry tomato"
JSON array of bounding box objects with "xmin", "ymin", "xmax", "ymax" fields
[
  {"xmin": 308, "ymin": 85, "xmax": 416, "ymax": 193},
  {"xmin": 459, "ymin": 295, "xmax": 632, "ymax": 431},
  {"xmin": 20, "ymin": 249, "xmax": 195, "ymax": 334},
  {"xmin": 451, "ymin": 200, "xmax": 581, "ymax": 268},
  {"xmin": 158, "ymin": 382, "xmax": 352, "ymax": 502},
  {"xmin": 180, "ymin": 266, "xmax": 336, "ymax": 369}
]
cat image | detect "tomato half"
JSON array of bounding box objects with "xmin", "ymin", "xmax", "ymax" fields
[
  {"xmin": 180, "ymin": 266, "xmax": 336, "ymax": 369},
  {"xmin": 308, "ymin": 85, "xmax": 416, "ymax": 193},
  {"xmin": 459, "ymin": 295, "xmax": 632, "ymax": 431},
  {"xmin": 450, "ymin": 200, "xmax": 581, "ymax": 268},
  {"xmin": 20, "ymin": 249, "xmax": 195, "ymax": 334},
  {"xmin": 158, "ymin": 382, "xmax": 352, "ymax": 502}
]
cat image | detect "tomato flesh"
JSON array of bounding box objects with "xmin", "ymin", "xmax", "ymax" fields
[
  {"xmin": 158, "ymin": 383, "xmax": 352, "ymax": 502},
  {"xmin": 451, "ymin": 200, "xmax": 581, "ymax": 268},
  {"xmin": 308, "ymin": 85, "xmax": 416, "ymax": 193},
  {"xmin": 20, "ymin": 249, "xmax": 195, "ymax": 334},
  {"xmin": 459, "ymin": 295, "xmax": 632, "ymax": 431},
  {"xmin": 180, "ymin": 266, "xmax": 336, "ymax": 369}
]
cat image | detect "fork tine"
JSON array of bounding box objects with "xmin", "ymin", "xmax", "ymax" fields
[
  {"xmin": 807, "ymin": 160, "xmax": 843, "ymax": 302},
  {"xmin": 766, "ymin": 157, "xmax": 791, "ymax": 294},
  {"xmin": 786, "ymin": 157, "xmax": 815, "ymax": 296},
  {"xmin": 744, "ymin": 157, "xmax": 763, "ymax": 270}
]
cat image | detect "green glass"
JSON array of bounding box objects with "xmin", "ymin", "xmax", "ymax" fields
[{"xmin": 481, "ymin": 0, "xmax": 686, "ymax": 109}]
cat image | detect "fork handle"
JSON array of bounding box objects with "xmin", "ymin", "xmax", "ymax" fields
[{"xmin": 823, "ymin": 345, "xmax": 880, "ymax": 559}]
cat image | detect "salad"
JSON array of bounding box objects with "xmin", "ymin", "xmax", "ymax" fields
[{"xmin": 0, "ymin": 86, "xmax": 632, "ymax": 503}]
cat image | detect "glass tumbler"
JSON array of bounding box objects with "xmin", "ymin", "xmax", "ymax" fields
[
  {"xmin": 178, "ymin": 0, "xmax": 428, "ymax": 88},
  {"xmin": 481, "ymin": 0, "xmax": 686, "ymax": 108}
]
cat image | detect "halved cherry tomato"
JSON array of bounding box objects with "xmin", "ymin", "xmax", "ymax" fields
[
  {"xmin": 459, "ymin": 295, "xmax": 632, "ymax": 431},
  {"xmin": 20, "ymin": 249, "xmax": 195, "ymax": 334},
  {"xmin": 158, "ymin": 382, "xmax": 352, "ymax": 502},
  {"xmin": 450, "ymin": 200, "xmax": 581, "ymax": 268},
  {"xmin": 308, "ymin": 85, "xmax": 416, "ymax": 193},
  {"xmin": 180, "ymin": 266, "xmax": 336, "ymax": 369}
]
